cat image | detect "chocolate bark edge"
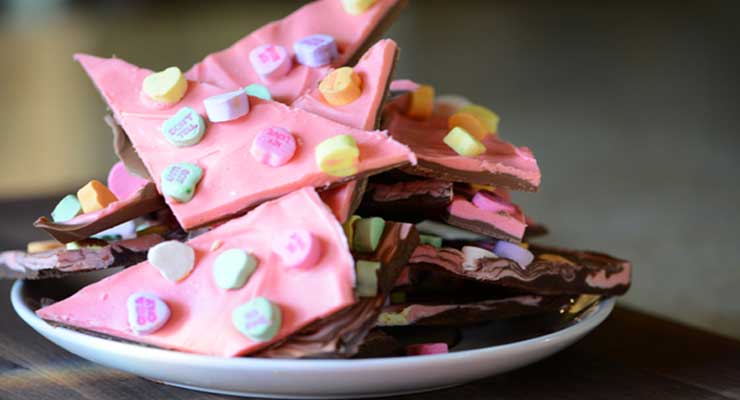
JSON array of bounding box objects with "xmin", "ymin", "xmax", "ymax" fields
[
  {"xmin": 408, "ymin": 244, "xmax": 631, "ymax": 296},
  {"xmin": 443, "ymin": 212, "xmax": 522, "ymax": 243},
  {"xmin": 33, "ymin": 183, "xmax": 166, "ymax": 243},
  {"xmin": 0, "ymin": 234, "xmax": 163, "ymax": 280},
  {"xmin": 357, "ymin": 180, "xmax": 453, "ymax": 222},
  {"xmin": 400, "ymin": 159, "xmax": 539, "ymax": 192},
  {"xmin": 106, "ymin": 114, "xmax": 151, "ymax": 180}
]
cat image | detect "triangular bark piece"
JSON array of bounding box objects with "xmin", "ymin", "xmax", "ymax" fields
[
  {"xmin": 37, "ymin": 188, "xmax": 358, "ymax": 357},
  {"xmin": 76, "ymin": 54, "xmax": 415, "ymax": 230}
]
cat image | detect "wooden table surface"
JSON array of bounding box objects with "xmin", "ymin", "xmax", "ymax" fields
[{"xmin": 1, "ymin": 278, "xmax": 738, "ymax": 400}]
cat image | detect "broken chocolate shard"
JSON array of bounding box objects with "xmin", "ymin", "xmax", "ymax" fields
[
  {"xmin": 357, "ymin": 180, "xmax": 453, "ymax": 222},
  {"xmin": 378, "ymin": 295, "xmax": 573, "ymax": 327},
  {"xmin": 107, "ymin": 114, "xmax": 151, "ymax": 180},
  {"xmin": 0, "ymin": 234, "xmax": 163, "ymax": 280},
  {"xmin": 34, "ymin": 183, "xmax": 166, "ymax": 243},
  {"xmin": 408, "ymin": 243, "xmax": 631, "ymax": 296},
  {"xmin": 258, "ymin": 221, "xmax": 419, "ymax": 359}
]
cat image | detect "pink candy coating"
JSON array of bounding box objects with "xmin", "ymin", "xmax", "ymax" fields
[
  {"xmin": 472, "ymin": 191, "xmax": 517, "ymax": 215},
  {"xmin": 272, "ymin": 229, "xmax": 321, "ymax": 270},
  {"xmin": 107, "ymin": 161, "xmax": 148, "ymax": 200},
  {"xmin": 249, "ymin": 44, "xmax": 292, "ymax": 80},
  {"xmin": 406, "ymin": 342, "xmax": 449, "ymax": 356},
  {"xmin": 250, "ymin": 127, "xmax": 297, "ymax": 167}
]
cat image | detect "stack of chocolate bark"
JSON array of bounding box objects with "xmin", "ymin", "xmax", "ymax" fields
[{"xmin": 1, "ymin": 0, "xmax": 630, "ymax": 359}]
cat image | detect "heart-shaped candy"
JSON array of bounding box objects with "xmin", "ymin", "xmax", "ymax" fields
[
  {"xmin": 249, "ymin": 44, "xmax": 292, "ymax": 81},
  {"xmin": 272, "ymin": 229, "xmax": 321, "ymax": 270},
  {"xmin": 161, "ymin": 107, "xmax": 206, "ymax": 147},
  {"xmin": 142, "ymin": 67, "xmax": 188, "ymax": 105},
  {"xmin": 250, "ymin": 127, "xmax": 297, "ymax": 167},
  {"xmin": 126, "ymin": 292, "xmax": 171, "ymax": 335}
]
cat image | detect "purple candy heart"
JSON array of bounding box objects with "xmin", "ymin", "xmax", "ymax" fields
[
  {"xmin": 293, "ymin": 34, "xmax": 339, "ymax": 67},
  {"xmin": 493, "ymin": 241, "xmax": 534, "ymax": 269}
]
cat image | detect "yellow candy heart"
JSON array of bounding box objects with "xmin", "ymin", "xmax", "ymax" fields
[
  {"xmin": 458, "ymin": 104, "xmax": 500, "ymax": 133},
  {"xmin": 319, "ymin": 67, "xmax": 363, "ymax": 106},
  {"xmin": 443, "ymin": 127, "xmax": 486, "ymax": 157},
  {"xmin": 448, "ymin": 111, "xmax": 489, "ymax": 140},
  {"xmin": 142, "ymin": 67, "xmax": 188, "ymax": 105},
  {"xmin": 538, "ymin": 254, "xmax": 575, "ymax": 265},
  {"xmin": 406, "ymin": 84, "xmax": 435, "ymax": 120},
  {"xmin": 315, "ymin": 134, "xmax": 360, "ymax": 177},
  {"xmin": 341, "ymin": 0, "xmax": 376, "ymax": 15}
]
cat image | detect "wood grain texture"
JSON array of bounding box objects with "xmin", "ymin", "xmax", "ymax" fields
[{"xmin": 1, "ymin": 279, "xmax": 739, "ymax": 399}]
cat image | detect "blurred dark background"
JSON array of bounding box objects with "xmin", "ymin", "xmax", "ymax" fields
[{"xmin": 0, "ymin": 0, "xmax": 738, "ymax": 338}]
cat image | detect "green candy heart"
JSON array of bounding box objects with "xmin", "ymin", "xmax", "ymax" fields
[
  {"xmin": 232, "ymin": 297, "xmax": 282, "ymax": 342},
  {"xmin": 162, "ymin": 106, "xmax": 206, "ymax": 147},
  {"xmin": 244, "ymin": 84, "xmax": 272, "ymax": 101},
  {"xmin": 352, "ymin": 217, "xmax": 385, "ymax": 252},
  {"xmin": 355, "ymin": 260, "xmax": 381, "ymax": 297},
  {"xmin": 160, "ymin": 162, "xmax": 203, "ymax": 203},
  {"xmin": 419, "ymin": 234, "xmax": 443, "ymax": 248},
  {"xmin": 51, "ymin": 194, "xmax": 82, "ymax": 222},
  {"xmin": 213, "ymin": 249, "xmax": 258, "ymax": 290}
]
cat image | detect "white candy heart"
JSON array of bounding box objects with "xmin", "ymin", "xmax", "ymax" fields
[
  {"xmin": 126, "ymin": 292, "xmax": 170, "ymax": 335},
  {"xmin": 461, "ymin": 246, "xmax": 498, "ymax": 271},
  {"xmin": 147, "ymin": 240, "xmax": 195, "ymax": 282}
]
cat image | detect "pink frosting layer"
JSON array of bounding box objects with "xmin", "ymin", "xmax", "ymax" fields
[
  {"xmin": 186, "ymin": 0, "xmax": 401, "ymax": 104},
  {"xmin": 448, "ymin": 195, "xmax": 527, "ymax": 240},
  {"xmin": 383, "ymin": 98, "xmax": 541, "ymax": 189},
  {"xmin": 76, "ymin": 54, "xmax": 415, "ymax": 230},
  {"xmin": 319, "ymin": 180, "xmax": 358, "ymax": 224},
  {"xmin": 37, "ymin": 188, "xmax": 357, "ymax": 357},
  {"xmin": 292, "ymin": 39, "xmax": 397, "ymax": 131}
]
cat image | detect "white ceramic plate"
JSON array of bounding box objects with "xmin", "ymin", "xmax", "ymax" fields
[{"xmin": 12, "ymin": 279, "xmax": 614, "ymax": 399}]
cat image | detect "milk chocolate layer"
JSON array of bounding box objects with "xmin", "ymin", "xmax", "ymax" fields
[
  {"xmin": 34, "ymin": 183, "xmax": 165, "ymax": 243},
  {"xmin": 378, "ymin": 295, "xmax": 573, "ymax": 327},
  {"xmin": 357, "ymin": 180, "xmax": 453, "ymax": 222},
  {"xmin": 401, "ymin": 159, "xmax": 539, "ymax": 192},
  {"xmin": 0, "ymin": 234, "xmax": 163, "ymax": 280},
  {"xmin": 258, "ymin": 221, "xmax": 419, "ymax": 359},
  {"xmin": 408, "ymin": 243, "xmax": 631, "ymax": 296}
]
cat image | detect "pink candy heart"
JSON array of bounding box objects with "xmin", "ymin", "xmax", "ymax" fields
[
  {"xmin": 406, "ymin": 342, "xmax": 449, "ymax": 356},
  {"xmin": 249, "ymin": 44, "xmax": 292, "ymax": 80},
  {"xmin": 250, "ymin": 127, "xmax": 297, "ymax": 167},
  {"xmin": 107, "ymin": 161, "xmax": 148, "ymax": 200},
  {"xmin": 471, "ymin": 191, "xmax": 517, "ymax": 215},
  {"xmin": 126, "ymin": 292, "xmax": 171, "ymax": 335},
  {"xmin": 272, "ymin": 229, "xmax": 321, "ymax": 270}
]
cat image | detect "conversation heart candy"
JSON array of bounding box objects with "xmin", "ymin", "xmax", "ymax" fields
[
  {"xmin": 244, "ymin": 83, "xmax": 272, "ymax": 100},
  {"xmin": 342, "ymin": 215, "xmax": 361, "ymax": 246},
  {"xmin": 319, "ymin": 67, "xmax": 363, "ymax": 106},
  {"xmin": 203, "ymin": 90, "xmax": 249, "ymax": 122},
  {"xmin": 147, "ymin": 240, "xmax": 196, "ymax": 282},
  {"xmin": 341, "ymin": 0, "xmax": 377, "ymax": 15},
  {"xmin": 142, "ymin": 66, "xmax": 187, "ymax": 105},
  {"xmin": 443, "ymin": 127, "xmax": 486, "ymax": 157},
  {"xmin": 232, "ymin": 297, "xmax": 282, "ymax": 342},
  {"xmin": 471, "ymin": 191, "xmax": 517, "ymax": 215},
  {"xmin": 160, "ymin": 162, "xmax": 203, "ymax": 203},
  {"xmin": 250, "ymin": 127, "xmax": 297, "ymax": 167},
  {"xmin": 448, "ymin": 111, "xmax": 489, "ymax": 140},
  {"xmin": 77, "ymin": 180, "xmax": 119, "ymax": 213},
  {"xmin": 127, "ymin": 292, "xmax": 171, "ymax": 335},
  {"xmin": 352, "ymin": 217, "xmax": 385, "ymax": 252},
  {"xmin": 294, "ymin": 34, "xmax": 339, "ymax": 68},
  {"xmin": 419, "ymin": 234, "xmax": 443, "ymax": 248},
  {"xmin": 494, "ymin": 240, "xmax": 534, "ymax": 269},
  {"xmin": 51, "ymin": 194, "xmax": 82, "ymax": 222},
  {"xmin": 161, "ymin": 106, "xmax": 206, "ymax": 147},
  {"xmin": 356, "ymin": 260, "xmax": 381, "ymax": 297},
  {"xmin": 406, "ymin": 342, "xmax": 449, "ymax": 356},
  {"xmin": 462, "ymin": 246, "xmax": 498, "ymax": 271},
  {"xmin": 249, "ymin": 44, "xmax": 292, "ymax": 81},
  {"xmin": 27, "ymin": 240, "xmax": 63, "ymax": 254},
  {"xmin": 315, "ymin": 134, "xmax": 360, "ymax": 177},
  {"xmin": 107, "ymin": 162, "xmax": 148, "ymax": 200},
  {"xmin": 213, "ymin": 249, "xmax": 258, "ymax": 290},
  {"xmin": 459, "ymin": 104, "xmax": 500, "ymax": 133},
  {"xmin": 272, "ymin": 229, "xmax": 321, "ymax": 270},
  {"xmin": 406, "ymin": 84, "xmax": 435, "ymax": 120}
]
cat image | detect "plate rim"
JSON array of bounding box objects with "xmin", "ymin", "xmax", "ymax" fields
[{"xmin": 11, "ymin": 279, "xmax": 615, "ymax": 369}]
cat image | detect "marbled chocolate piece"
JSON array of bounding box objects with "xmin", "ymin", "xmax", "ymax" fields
[
  {"xmin": 357, "ymin": 180, "xmax": 453, "ymax": 222},
  {"xmin": 407, "ymin": 243, "xmax": 631, "ymax": 295}
]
